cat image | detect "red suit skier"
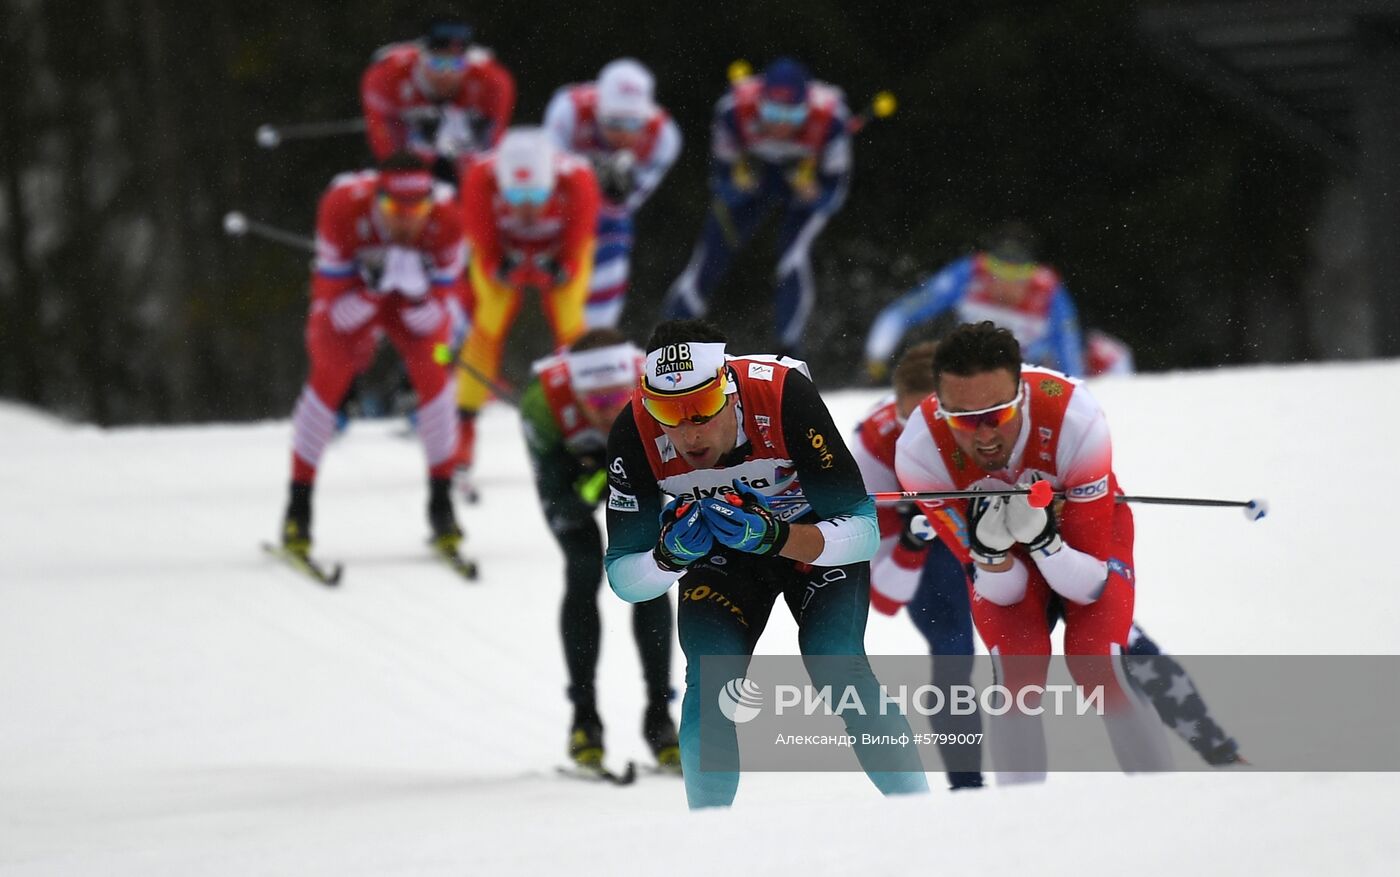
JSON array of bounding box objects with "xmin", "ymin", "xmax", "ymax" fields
[
  {"xmin": 360, "ymin": 16, "xmax": 514, "ymax": 184},
  {"xmin": 280, "ymin": 153, "xmax": 467, "ymax": 556}
]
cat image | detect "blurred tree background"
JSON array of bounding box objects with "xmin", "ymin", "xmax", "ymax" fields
[{"xmin": 0, "ymin": 0, "xmax": 1338, "ymax": 424}]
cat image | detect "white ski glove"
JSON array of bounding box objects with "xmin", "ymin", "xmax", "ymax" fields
[
  {"xmin": 434, "ymin": 108, "xmax": 475, "ymax": 158},
  {"xmin": 1004, "ymin": 478, "xmax": 1063, "ymax": 559},
  {"xmin": 968, "ymin": 496, "xmax": 1015, "ymax": 565},
  {"xmin": 328, "ymin": 291, "xmax": 377, "ymax": 334},
  {"xmin": 378, "ymin": 246, "xmax": 431, "ymax": 298},
  {"xmin": 401, "ymin": 297, "xmax": 445, "ymax": 336}
]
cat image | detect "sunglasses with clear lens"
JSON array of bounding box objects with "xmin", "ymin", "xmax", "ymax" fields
[
  {"xmin": 938, "ymin": 389, "xmax": 1022, "ymax": 432},
  {"xmin": 377, "ymin": 193, "xmax": 433, "ymax": 221},
  {"xmin": 640, "ymin": 370, "xmax": 729, "ymax": 427},
  {"xmin": 424, "ymin": 52, "xmax": 467, "ymax": 73},
  {"xmin": 502, "ymin": 186, "xmax": 551, "ymax": 206},
  {"xmin": 759, "ymin": 101, "xmax": 809, "ymax": 125}
]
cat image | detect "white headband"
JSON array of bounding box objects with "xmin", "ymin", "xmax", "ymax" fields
[
  {"xmin": 644, "ymin": 342, "xmax": 728, "ymax": 393},
  {"xmin": 566, "ymin": 343, "xmax": 641, "ymax": 392}
]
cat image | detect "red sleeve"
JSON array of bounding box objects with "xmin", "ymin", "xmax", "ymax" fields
[
  {"xmin": 1056, "ymin": 480, "xmax": 1119, "ymax": 562},
  {"xmin": 424, "ymin": 206, "xmax": 468, "ymax": 303},
  {"xmin": 556, "ymin": 164, "xmax": 600, "ymax": 273},
  {"xmin": 311, "ymin": 186, "xmax": 362, "ymax": 302},
  {"xmin": 478, "ymin": 60, "xmax": 515, "ymax": 146},
  {"xmin": 426, "ymin": 207, "xmax": 465, "ymax": 272},
  {"xmin": 461, "ymin": 163, "xmax": 503, "ymax": 275},
  {"xmin": 1055, "ymin": 410, "xmax": 1118, "ymax": 561},
  {"xmin": 876, "ymin": 506, "xmax": 905, "ymax": 540},
  {"xmin": 360, "ymin": 62, "xmax": 401, "ymax": 162}
]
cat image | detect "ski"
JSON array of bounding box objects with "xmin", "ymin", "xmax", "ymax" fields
[
  {"xmin": 430, "ymin": 541, "xmax": 479, "ymax": 581},
  {"xmin": 642, "ymin": 762, "xmax": 682, "ymax": 778},
  {"xmin": 261, "ymin": 542, "xmax": 343, "ymax": 587},
  {"xmin": 555, "ymin": 760, "xmax": 637, "ymax": 786}
]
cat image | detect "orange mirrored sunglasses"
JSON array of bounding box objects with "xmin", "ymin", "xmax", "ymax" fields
[
  {"xmin": 377, "ymin": 192, "xmax": 433, "ymax": 222},
  {"xmin": 640, "ymin": 368, "xmax": 729, "ymax": 427},
  {"xmin": 937, "ymin": 387, "xmax": 1022, "ymax": 432}
]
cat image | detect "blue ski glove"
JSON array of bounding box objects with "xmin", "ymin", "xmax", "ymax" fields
[
  {"xmin": 698, "ymin": 480, "xmax": 791, "ymax": 556},
  {"xmin": 654, "ymin": 498, "xmax": 715, "ymax": 572}
]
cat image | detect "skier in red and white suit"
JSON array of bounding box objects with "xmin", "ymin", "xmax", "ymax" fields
[
  {"xmin": 895, "ymin": 321, "xmax": 1170, "ymax": 779},
  {"xmin": 544, "ymin": 59, "xmax": 682, "ymax": 328},
  {"xmin": 280, "ymin": 153, "xmax": 466, "ymax": 556},
  {"xmin": 360, "ymin": 16, "xmax": 514, "ymax": 184}
]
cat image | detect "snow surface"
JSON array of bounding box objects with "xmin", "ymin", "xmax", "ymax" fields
[{"xmin": 2, "ymin": 361, "xmax": 1397, "ymax": 875}]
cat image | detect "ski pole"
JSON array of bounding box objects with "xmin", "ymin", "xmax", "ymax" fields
[
  {"xmin": 846, "ymin": 91, "xmax": 897, "ymax": 134},
  {"xmin": 223, "ymin": 211, "xmax": 315, "ymax": 254},
  {"xmin": 771, "ymin": 483, "xmax": 1269, "ymax": 522},
  {"xmin": 725, "ymin": 59, "xmax": 896, "ymax": 136},
  {"xmin": 446, "ymin": 353, "xmax": 521, "ymax": 408},
  {"xmin": 255, "ymin": 118, "xmax": 367, "ymax": 149}
]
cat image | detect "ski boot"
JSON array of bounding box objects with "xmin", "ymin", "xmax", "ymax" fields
[
  {"xmin": 427, "ymin": 477, "xmax": 463, "ymax": 554},
  {"xmin": 643, "ymin": 701, "xmax": 681, "ymax": 773},
  {"xmin": 569, "ymin": 705, "xmax": 605, "ymax": 769},
  {"xmin": 948, "ymin": 771, "xmax": 985, "ymax": 791},
  {"xmin": 282, "ymin": 483, "xmax": 313, "ymax": 558}
]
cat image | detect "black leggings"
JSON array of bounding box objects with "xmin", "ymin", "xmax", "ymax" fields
[{"xmin": 555, "ymin": 521, "xmax": 673, "ymax": 708}]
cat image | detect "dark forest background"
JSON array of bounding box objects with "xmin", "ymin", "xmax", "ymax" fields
[{"xmin": 0, "ymin": 0, "xmax": 1341, "ymax": 424}]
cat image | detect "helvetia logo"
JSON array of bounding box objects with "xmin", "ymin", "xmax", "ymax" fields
[{"xmin": 717, "ymin": 677, "xmax": 763, "ymax": 723}]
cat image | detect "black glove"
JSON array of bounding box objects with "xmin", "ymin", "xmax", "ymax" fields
[
  {"xmin": 894, "ymin": 501, "xmax": 931, "ymax": 553},
  {"xmin": 430, "ymin": 154, "xmax": 458, "ymax": 186},
  {"xmin": 496, "ymin": 250, "xmax": 524, "ymax": 283},
  {"xmin": 596, "ymin": 151, "xmax": 637, "ymax": 203},
  {"xmin": 533, "ymin": 254, "xmax": 568, "ymax": 287}
]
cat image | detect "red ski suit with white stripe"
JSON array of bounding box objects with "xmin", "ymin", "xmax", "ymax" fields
[{"xmin": 895, "ymin": 367, "xmax": 1137, "ymax": 703}]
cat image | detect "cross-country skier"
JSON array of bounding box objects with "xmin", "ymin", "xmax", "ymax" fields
[
  {"xmin": 861, "ymin": 341, "xmax": 1241, "ymax": 772},
  {"xmin": 864, "ymin": 222, "xmax": 1088, "ymax": 382},
  {"xmin": 895, "ymin": 321, "xmax": 1172, "ymax": 780},
  {"xmin": 544, "ymin": 59, "xmax": 682, "ymax": 329},
  {"xmin": 280, "ymin": 152, "xmax": 465, "ymax": 559},
  {"xmin": 660, "ymin": 58, "xmax": 851, "ymax": 356},
  {"xmin": 454, "ymin": 127, "xmax": 600, "ymax": 489},
  {"xmin": 519, "ymin": 328, "xmax": 679, "ymax": 774},
  {"xmin": 360, "ymin": 15, "xmax": 515, "ymax": 184},
  {"xmin": 851, "ymin": 341, "xmax": 984, "ymax": 791},
  {"xmin": 1085, "ymin": 328, "xmax": 1135, "ymax": 377},
  {"xmin": 603, "ymin": 319, "xmax": 929, "ymax": 808}
]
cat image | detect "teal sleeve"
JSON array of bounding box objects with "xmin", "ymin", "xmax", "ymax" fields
[{"xmin": 602, "ymin": 408, "xmax": 676, "ymax": 601}]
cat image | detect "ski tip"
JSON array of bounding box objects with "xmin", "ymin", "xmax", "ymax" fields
[
  {"xmin": 617, "ymin": 760, "xmax": 638, "ymax": 785},
  {"xmin": 261, "ymin": 542, "xmax": 344, "ymax": 587},
  {"xmin": 555, "ymin": 760, "xmax": 637, "ymax": 786}
]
